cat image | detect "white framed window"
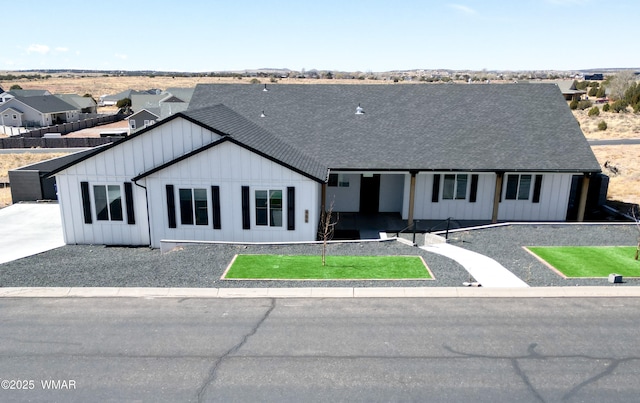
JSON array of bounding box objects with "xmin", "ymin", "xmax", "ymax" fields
[
  {"xmin": 442, "ymin": 174, "xmax": 468, "ymax": 200},
  {"xmin": 505, "ymin": 174, "xmax": 532, "ymax": 200},
  {"xmin": 93, "ymin": 185, "xmax": 123, "ymax": 221},
  {"xmin": 129, "ymin": 120, "xmax": 136, "ymax": 130},
  {"xmin": 179, "ymin": 188, "xmax": 208, "ymax": 225},
  {"xmin": 255, "ymin": 189, "xmax": 283, "ymax": 227}
]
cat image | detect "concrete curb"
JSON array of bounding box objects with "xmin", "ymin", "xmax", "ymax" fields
[{"xmin": 2, "ymin": 286, "xmax": 640, "ymax": 298}]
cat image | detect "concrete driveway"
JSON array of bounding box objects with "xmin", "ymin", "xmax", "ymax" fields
[{"xmin": 0, "ymin": 203, "xmax": 65, "ymax": 264}]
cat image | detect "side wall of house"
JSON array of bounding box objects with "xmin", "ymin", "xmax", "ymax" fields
[
  {"xmin": 404, "ymin": 172, "xmax": 574, "ymax": 221},
  {"xmin": 497, "ymin": 172, "xmax": 573, "ymax": 221},
  {"xmin": 55, "ymin": 118, "xmax": 222, "ymax": 246},
  {"xmin": 407, "ymin": 173, "xmax": 495, "ymax": 220},
  {"xmin": 144, "ymin": 141, "xmax": 321, "ymax": 247}
]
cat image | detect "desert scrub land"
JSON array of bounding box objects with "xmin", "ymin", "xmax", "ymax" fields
[{"xmin": 0, "ymin": 153, "xmax": 68, "ymax": 208}]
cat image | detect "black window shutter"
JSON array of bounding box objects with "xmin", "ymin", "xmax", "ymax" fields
[
  {"xmin": 124, "ymin": 182, "xmax": 135, "ymax": 224},
  {"xmin": 241, "ymin": 186, "xmax": 250, "ymax": 230},
  {"xmin": 287, "ymin": 187, "xmax": 295, "ymax": 231},
  {"xmin": 166, "ymin": 185, "xmax": 176, "ymax": 228},
  {"xmin": 532, "ymin": 175, "xmax": 543, "ymax": 203},
  {"xmin": 80, "ymin": 181, "xmax": 92, "ymax": 224},
  {"xmin": 431, "ymin": 174, "xmax": 440, "ymax": 203},
  {"xmin": 469, "ymin": 174, "xmax": 479, "ymax": 203},
  {"xmin": 212, "ymin": 186, "xmax": 221, "ymax": 229}
]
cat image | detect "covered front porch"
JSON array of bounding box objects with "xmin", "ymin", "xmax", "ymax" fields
[{"xmin": 330, "ymin": 212, "xmax": 492, "ymax": 241}]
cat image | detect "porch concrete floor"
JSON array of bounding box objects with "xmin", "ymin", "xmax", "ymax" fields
[{"xmin": 334, "ymin": 213, "xmax": 492, "ymax": 240}]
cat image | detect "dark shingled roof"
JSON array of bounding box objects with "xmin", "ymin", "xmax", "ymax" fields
[
  {"xmin": 180, "ymin": 104, "xmax": 328, "ymax": 182},
  {"xmin": 189, "ymin": 83, "xmax": 601, "ymax": 173},
  {"xmin": 13, "ymin": 96, "xmax": 78, "ymax": 113}
]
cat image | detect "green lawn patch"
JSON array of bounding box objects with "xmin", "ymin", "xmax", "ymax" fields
[
  {"xmin": 527, "ymin": 246, "xmax": 640, "ymax": 278},
  {"xmin": 224, "ymin": 255, "xmax": 432, "ymax": 280}
]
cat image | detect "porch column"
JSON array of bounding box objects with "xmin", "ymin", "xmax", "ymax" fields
[
  {"xmin": 576, "ymin": 173, "xmax": 590, "ymax": 222},
  {"xmin": 491, "ymin": 172, "xmax": 504, "ymax": 224},
  {"xmin": 407, "ymin": 171, "xmax": 418, "ymax": 226}
]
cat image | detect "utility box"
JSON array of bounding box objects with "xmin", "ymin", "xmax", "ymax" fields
[{"xmin": 608, "ymin": 273, "xmax": 623, "ymax": 284}]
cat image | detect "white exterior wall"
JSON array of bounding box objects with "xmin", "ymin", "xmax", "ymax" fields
[
  {"xmin": 143, "ymin": 141, "xmax": 321, "ymax": 247},
  {"xmin": 406, "ymin": 173, "xmax": 495, "ymax": 220},
  {"xmin": 497, "ymin": 173, "xmax": 573, "ymax": 221},
  {"xmin": 379, "ymin": 174, "xmax": 405, "ymax": 213},
  {"xmin": 55, "ymin": 118, "xmax": 222, "ymax": 246},
  {"xmin": 325, "ymin": 173, "xmax": 361, "ymax": 212},
  {"xmin": 56, "ymin": 174, "xmax": 150, "ymax": 245}
]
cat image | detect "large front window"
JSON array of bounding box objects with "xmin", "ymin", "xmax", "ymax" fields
[
  {"xmin": 179, "ymin": 188, "xmax": 208, "ymax": 225},
  {"xmin": 256, "ymin": 190, "xmax": 282, "ymax": 227},
  {"xmin": 93, "ymin": 185, "xmax": 123, "ymax": 221},
  {"xmin": 442, "ymin": 174, "xmax": 468, "ymax": 200},
  {"xmin": 505, "ymin": 174, "xmax": 532, "ymax": 200}
]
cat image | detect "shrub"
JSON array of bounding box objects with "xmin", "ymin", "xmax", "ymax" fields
[
  {"xmin": 611, "ymin": 99, "xmax": 628, "ymax": 113},
  {"xmin": 249, "ymin": 78, "xmax": 261, "ymax": 84},
  {"xmin": 603, "ymin": 103, "xmax": 610, "ymax": 112},
  {"xmin": 116, "ymin": 98, "xmax": 131, "ymax": 108},
  {"xmin": 597, "ymin": 120, "xmax": 607, "ymax": 131},
  {"xmin": 588, "ymin": 107, "xmax": 600, "ymax": 117},
  {"xmin": 9, "ymin": 84, "xmax": 22, "ymax": 90},
  {"xmin": 569, "ymin": 99, "xmax": 579, "ymax": 110},
  {"xmin": 588, "ymin": 87, "xmax": 598, "ymax": 97},
  {"xmin": 577, "ymin": 100, "xmax": 593, "ymax": 110},
  {"xmin": 596, "ymin": 87, "xmax": 606, "ymax": 98}
]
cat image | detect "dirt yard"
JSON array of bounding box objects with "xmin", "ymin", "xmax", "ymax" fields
[{"xmin": 0, "ymin": 153, "xmax": 69, "ymax": 208}]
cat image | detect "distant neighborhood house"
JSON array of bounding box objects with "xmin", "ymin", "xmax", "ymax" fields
[
  {"xmin": 0, "ymin": 96, "xmax": 80, "ymax": 127},
  {"xmin": 49, "ymin": 83, "xmax": 602, "ymax": 248}
]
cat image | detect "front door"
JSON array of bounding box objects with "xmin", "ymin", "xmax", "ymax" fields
[{"xmin": 359, "ymin": 174, "xmax": 380, "ymax": 213}]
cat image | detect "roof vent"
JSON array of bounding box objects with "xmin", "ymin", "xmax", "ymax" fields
[
  {"xmin": 263, "ymin": 84, "xmax": 269, "ymax": 92},
  {"xmin": 260, "ymin": 110, "xmax": 266, "ymax": 117},
  {"xmin": 355, "ymin": 103, "xmax": 365, "ymax": 115}
]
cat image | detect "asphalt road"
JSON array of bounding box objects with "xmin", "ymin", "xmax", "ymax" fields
[{"xmin": 1, "ymin": 297, "xmax": 639, "ymax": 402}]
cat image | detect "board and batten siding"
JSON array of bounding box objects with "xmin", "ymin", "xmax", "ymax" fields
[
  {"xmin": 407, "ymin": 173, "xmax": 495, "ymax": 220},
  {"xmin": 325, "ymin": 173, "xmax": 405, "ymax": 213},
  {"xmin": 142, "ymin": 141, "xmax": 321, "ymax": 247},
  {"xmin": 54, "ymin": 117, "xmax": 222, "ymax": 246},
  {"xmin": 497, "ymin": 173, "xmax": 573, "ymax": 221}
]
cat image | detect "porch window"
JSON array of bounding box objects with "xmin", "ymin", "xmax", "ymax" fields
[
  {"xmin": 256, "ymin": 189, "xmax": 283, "ymax": 227},
  {"xmin": 179, "ymin": 188, "xmax": 208, "ymax": 225},
  {"xmin": 505, "ymin": 174, "xmax": 532, "ymax": 200},
  {"xmin": 93, "ymin": 185, "xmax": 123, "ymax": 221},
  {"xmin": 328, "ymin": 173, "xmax": 349, "ymax": 187},
  {"xmin": 442, "ymin": 174, "xmax": 468, "ymax": 200}
]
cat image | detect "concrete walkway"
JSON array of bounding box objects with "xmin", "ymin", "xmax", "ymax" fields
[
  {"xmin": 0, "ymin": 203, "xmax": 65, "ymax": 264},
  {"xmin": 421, "ymin": 243, "xmax": 529, "ymax": 288}
]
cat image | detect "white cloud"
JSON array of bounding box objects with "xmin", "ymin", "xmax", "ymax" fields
[
  {"xmin": 448, "ymin": 4, "xmax": 476, "ymax": 14},
  {"xmin": 27, "ymin": 44, "xmax": 50, "ymax": 54},
  {"xmin": 114, "ymin": 53, "xmax": 128, "ymax": 60}
]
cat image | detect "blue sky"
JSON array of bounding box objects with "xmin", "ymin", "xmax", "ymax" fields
[{"xmin": 4, "ymin": 0, "xmax": 638, "ymax": 72}]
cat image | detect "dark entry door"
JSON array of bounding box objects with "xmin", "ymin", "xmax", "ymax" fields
[{"xmin": 359, "ymin": 174, "xmax": 380, "ymax": 213}]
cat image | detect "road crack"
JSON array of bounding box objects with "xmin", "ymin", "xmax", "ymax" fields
[{"xmin": 196, "ymin": 298, "xmax": 276, "ymax": 402}]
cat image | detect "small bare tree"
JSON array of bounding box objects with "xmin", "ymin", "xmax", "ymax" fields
[
  {"xmin": 319, "ymin": 199, "xmax": 338, "ymax": 266},
  {"xmin": 632, "ymin": 206, "xmax": 640, "ymax": 261}
]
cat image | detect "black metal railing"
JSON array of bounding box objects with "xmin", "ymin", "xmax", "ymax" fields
[
  {"xmin": 396, "ymin": 220, "xmax": 420, "ymax": 246},
  {"xmin": 427, "ymin": 217, "xmax": 453, "ymax": 240}
]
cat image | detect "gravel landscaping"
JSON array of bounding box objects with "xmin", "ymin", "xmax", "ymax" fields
[{"xmin": 0, "ymin": 223, "xmax": 638, "ymax": 288}]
